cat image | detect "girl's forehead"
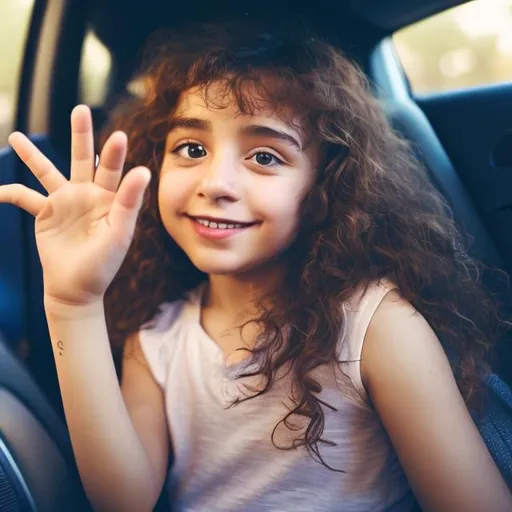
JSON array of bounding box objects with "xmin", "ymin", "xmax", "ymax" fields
[{"xmin": 173, "ymin": 84, "xmax": 307, "ymax": 138}]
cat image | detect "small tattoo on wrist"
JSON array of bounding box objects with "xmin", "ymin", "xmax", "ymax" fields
[{"xmin": 57, "ymin": 340, "xmax": 64, "ymax": 356}]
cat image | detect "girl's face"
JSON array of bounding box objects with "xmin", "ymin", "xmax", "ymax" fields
[{"xmin": 158, "ymin": 83, "xmax": 318, "ymax": 276}]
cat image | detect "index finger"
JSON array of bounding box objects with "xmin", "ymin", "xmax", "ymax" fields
[{"xmin": 8, "ymin": 132, "xmax": 67, "ymax": 193}]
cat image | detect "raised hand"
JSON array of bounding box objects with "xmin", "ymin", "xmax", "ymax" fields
[{"xmin": 1, "ymin": 105, "xmax": 151, "ymax": 310}]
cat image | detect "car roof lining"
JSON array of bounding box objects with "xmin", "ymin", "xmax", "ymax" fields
[
  {"xmin": 345, "ymin": 0, "xmax": 470, "ymax": 31},
  {"xmin": 86, "ymin": 0, "xmax": 469, "ymax": 87},
  {"xmin": 87, "ymin": 0, "xmax": 381, "ymax": 87}
]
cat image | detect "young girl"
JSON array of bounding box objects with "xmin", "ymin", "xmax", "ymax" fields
[{"xmin": 2, "ymin": 19, "xmax": 512, "ymax": 512}]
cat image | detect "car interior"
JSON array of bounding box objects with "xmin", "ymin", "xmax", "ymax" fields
[{"xmin": 0, "ymin": 0, "xmax": 511, "ymax": 510}]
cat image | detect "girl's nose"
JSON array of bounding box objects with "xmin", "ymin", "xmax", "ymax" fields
[{"xmin": 196, "ymin": 153, "xmax": 241, "ymax": 203}]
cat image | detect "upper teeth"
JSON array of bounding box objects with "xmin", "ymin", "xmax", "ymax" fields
[{"xmin": 196, "ymin": 218, "xmax": 245, "ymax": 229}]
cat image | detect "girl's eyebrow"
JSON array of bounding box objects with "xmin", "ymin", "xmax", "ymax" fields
[
  {"xmin": 242, "ymin": 125, "xmax": 302, "ymax": 152},
  {"xmin": 168, "ymin": 117, "xmax": 302, "ymax": 151}
]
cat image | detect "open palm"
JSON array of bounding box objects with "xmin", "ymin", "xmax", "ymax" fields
[{"xmin": 0, "ymin": 105, "xmax": 151, "ymax": 308}]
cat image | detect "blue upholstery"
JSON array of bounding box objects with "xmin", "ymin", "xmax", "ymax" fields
[{"xmin": 478, "ymin": 374, "xmax": 512, "ymax": 487}]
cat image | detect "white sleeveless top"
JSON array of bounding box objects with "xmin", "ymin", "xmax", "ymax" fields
[{"xmin": 139, "ymin": 280, "xmax": 415, "ymax": 511}]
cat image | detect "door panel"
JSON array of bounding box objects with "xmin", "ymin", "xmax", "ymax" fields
[
  {"xmin": 0, "ymin": 0, "xmax": 38, "ymax": 350},
  {"xmin": 0, "ymin": 147, "xmax": 26, "ymax": 348},
  {"xmin": 418, "ymin": 84, "xmax": 512, "ymax": 272},
  {"xmin": 370, "ymin": 40, "xmax": 512, "ymax": 383}
]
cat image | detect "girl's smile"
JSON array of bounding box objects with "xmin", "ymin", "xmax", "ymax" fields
[{"xmin": 186, "ymin": 214, "xmax": 260, "ymax": 240}]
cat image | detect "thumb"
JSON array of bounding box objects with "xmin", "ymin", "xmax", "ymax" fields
[{"xmin": 108, "ymin": 166, "xmax": 151, "ymax": 238}]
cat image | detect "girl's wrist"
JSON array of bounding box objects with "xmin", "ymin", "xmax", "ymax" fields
[{"xmin": 44, "ymin": 295, "xmax": 105, "ymax": 320}]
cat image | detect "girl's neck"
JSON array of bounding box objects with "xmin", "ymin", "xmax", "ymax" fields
[
  {"xmin": 204, "ymin": 264, "xmax": 284, "ymax": 318},
  {"xmin": 199, "ymin": 262, "xmax": 287, "ymax": 362}
]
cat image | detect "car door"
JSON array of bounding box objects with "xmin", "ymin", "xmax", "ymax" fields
[
  {"xmin": 0, "ymin": 1, "xmax": 92, "ymax": 510},
  {"xmin": 0, "ymin": 0, "xmax": 36, "ymax": 353}
]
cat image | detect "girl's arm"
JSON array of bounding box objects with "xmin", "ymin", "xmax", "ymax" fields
[
  {"xmin": 2, "ymin": 106, "xmax": 161, "ymax": 511},
  {"xmin": 46, "ymin": 302, "xmax": 169, "ymax": 512},
  {"xmin": 361, "ymin": 290, "xmax": 512, "ymax": 512}
]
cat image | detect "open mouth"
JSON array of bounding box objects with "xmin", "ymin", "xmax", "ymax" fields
[{"xmin": 188, "ymin": 216, "xmax": 256, "ymax": 230}]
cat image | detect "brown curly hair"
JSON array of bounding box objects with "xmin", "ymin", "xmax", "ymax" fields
[{"xmin": 102, "ymin": 19, "xmax": 510, "ymax": 470}]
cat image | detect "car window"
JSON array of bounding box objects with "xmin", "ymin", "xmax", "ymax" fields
[
  {"xmin": 393, "ymin": 0, "xmax": 512, "ymax": 94},
  {"xmin": 0, "ymin": 0, "xmax": 35, "ymax": 145},
  {"xmin": 79, "ymin": 29, "xmax": 112, "ymax": 107}
]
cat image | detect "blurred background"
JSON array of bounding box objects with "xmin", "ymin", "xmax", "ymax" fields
[
  {"xmin": 394, "ymin": 0, "xmax": 512, "ymax": 94},
  {"xmin": 1, "ymin": 0, "xmax": 512, "ymax": 146},
  {"xmin": 0, "ymin": 0, "xmax": 111, "ymax": 145}
]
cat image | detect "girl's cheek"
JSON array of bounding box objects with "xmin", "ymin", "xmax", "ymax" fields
[
  {"xmin": 159, "ymin": 172, "xmax": 195, "ymax": 204},
  {"xmin": 253, "ymin": 176, "xmax": 307, "ymax": 212}
]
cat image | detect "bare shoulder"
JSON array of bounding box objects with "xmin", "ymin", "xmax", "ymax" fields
[
  {"xmin": 360, "ymin": 287, "xmax": 453, "ymax": 420},
  {"xmin": 359, "ymin": 289, "xmax": 512, "ymax": 512},
  {"xmin": 361, "ymin": 288, "xmax": 441, "ymax": 386}
]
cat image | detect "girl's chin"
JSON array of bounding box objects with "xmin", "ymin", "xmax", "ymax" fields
[
  {"xmin": 190, "ymin": 255, "xmax": 286, "ymax": 280},
  {"xmin": 192, "ymin": 262, "xmax": 259, "ymax": 277}
]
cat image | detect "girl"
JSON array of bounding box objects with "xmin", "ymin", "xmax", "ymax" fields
[{"xmin": 2, "ymin": 19, "xmax": 512, "ymax": 512}]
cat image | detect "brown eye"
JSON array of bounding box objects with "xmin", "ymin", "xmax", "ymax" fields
[{"xmin": 173, "ymin": 143, "xmax": 207, "ymax": 159}]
